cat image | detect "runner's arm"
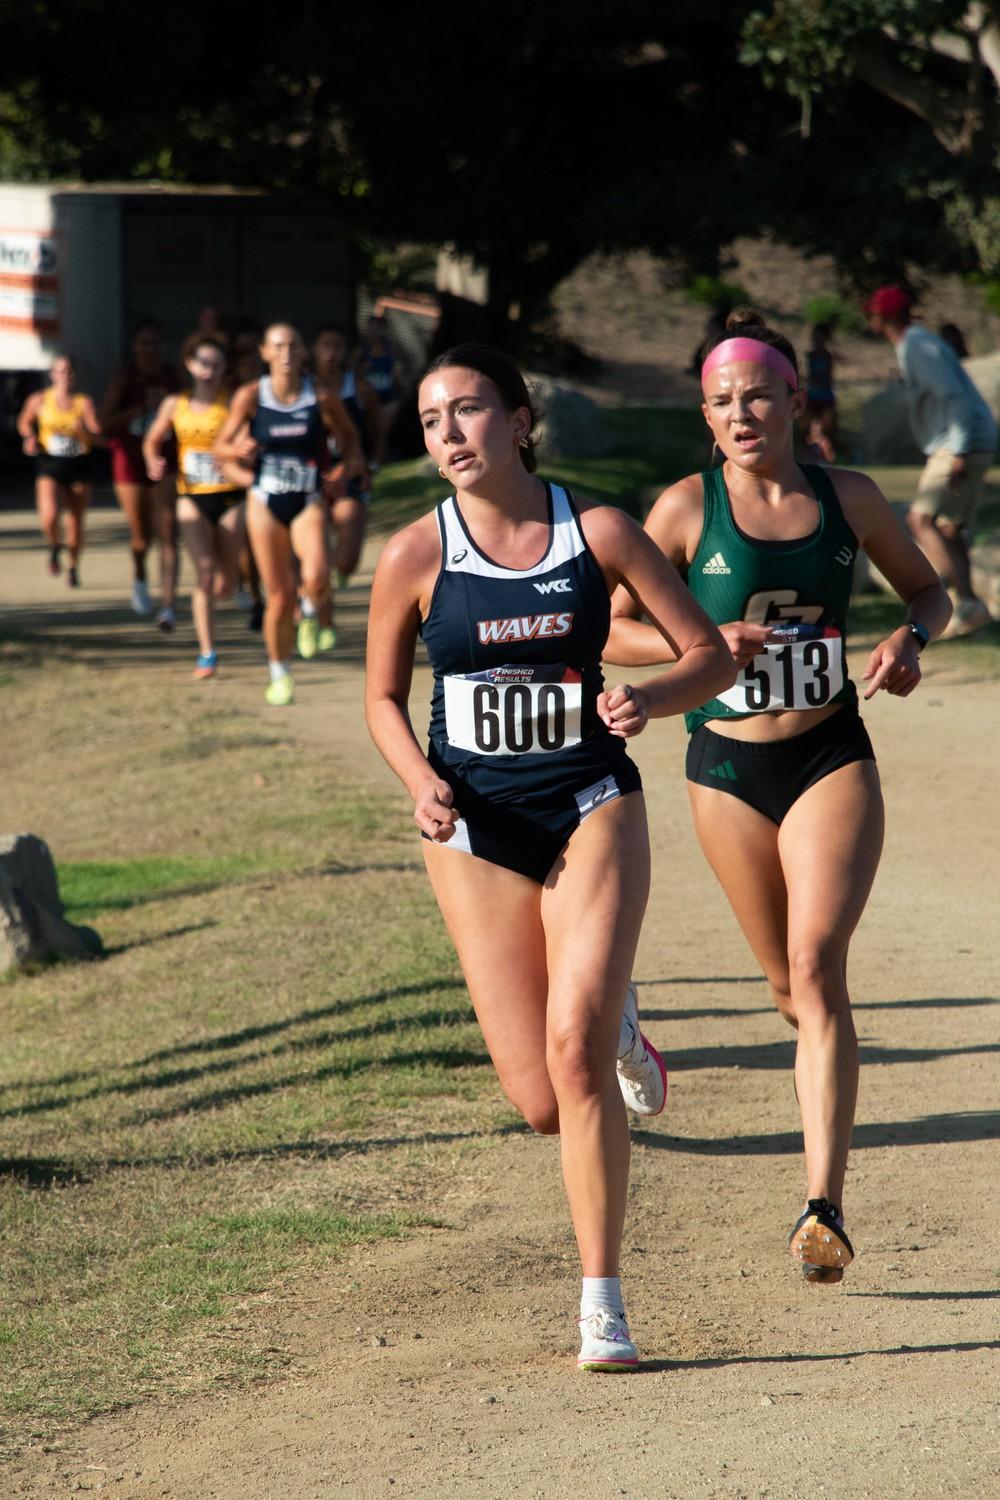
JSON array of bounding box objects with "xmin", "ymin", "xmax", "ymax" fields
[
  {"xmin": 358, "ymin": 376, "xmax": 387, "ymax": 467},
  {"xmin": 142, "ymin": 396, "xmax": 179, "ymax": 481},
  {"xmin": 320, "ymin": 389, "xmax": 363, "ymax": 479},
  {"xmin": 606, "ymin": 479, "xmax": 772, "ymax": 671},
  {"xmin": 583, "ymin": 506, "xmax": 736, "ymax": 734},
  {"xmin": 214, "ymin": 383, "xmax": 258, "ymax": 462},
  {"xmin": 834, "ymin": 468, "xmax": 952, "ymax": 698},
  {"xmin": 80, "ymin": 395, "xmax": 103, "ymax": 440},
  {"xmin": 16, "ymin": 392, "xmax": 43, "ymax": 452},
  {"xmin": 365, "ymin": 525, "xmax": 458, "ymax": 842}
]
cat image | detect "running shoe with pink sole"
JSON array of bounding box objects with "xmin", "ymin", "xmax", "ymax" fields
[{"xmin": 616, "ymin": 981, "xmax": 668, "ymax": 1116}]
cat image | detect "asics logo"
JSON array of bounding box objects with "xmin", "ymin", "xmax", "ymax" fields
[
  {"xmin": 450, "ymin": 549, "xmax": 468, "ymax": 564},
  {"xmin": 533, "ymin": 577, "xmax": 572, "ymax": 595}
]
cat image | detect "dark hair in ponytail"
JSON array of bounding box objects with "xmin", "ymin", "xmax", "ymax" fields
[
  {"xmin": 423, "ymin": 343, "xmax": 539, "ymax": 471},
  {"xmin": 705, "ymin": 305, "xmax": 800, "ymax": 386}
]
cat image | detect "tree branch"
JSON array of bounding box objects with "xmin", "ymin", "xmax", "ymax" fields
[{"xmin": 853, "ymin": 38, "xmax": 971, "ymax": 152}]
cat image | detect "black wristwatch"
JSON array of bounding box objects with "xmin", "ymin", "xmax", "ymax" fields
[{"xmin": 901, "ymin": 621, "xmax": 930, "ymax": 652}]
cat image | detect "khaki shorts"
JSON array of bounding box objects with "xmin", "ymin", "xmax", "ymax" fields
[{"xmin": 911, "ymin": 449, "xmax": 993, "ymax": 529}]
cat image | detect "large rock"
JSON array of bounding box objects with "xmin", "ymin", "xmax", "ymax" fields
[
  {"xmin": 525, "ymin": 375, "xmax": 613, "ymax": 459},
  {"xmin": 0, "ymin": 834, "xmax": 102, "ymax": 973},
  {"xmin": 963, "ymin": 352, "xmax": 1000, "ymax": 423},
  {"xmin": 861, "ymin": 384, "xmax": 923, "ymax": 465}
]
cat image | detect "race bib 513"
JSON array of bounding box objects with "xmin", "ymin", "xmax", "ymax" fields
[{"xmin": 716, "ymin": 625, "xmax": 845, "ymax": 714}]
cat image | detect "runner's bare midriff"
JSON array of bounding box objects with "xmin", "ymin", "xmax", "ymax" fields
[{"xmin": 704, "ymin": 701, "xmax": 843, "ymax": 742}]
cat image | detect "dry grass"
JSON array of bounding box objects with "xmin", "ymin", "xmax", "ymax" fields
[{"xmin": 0, "ymin": 642, "xmax": 515, "ymax": 1452}]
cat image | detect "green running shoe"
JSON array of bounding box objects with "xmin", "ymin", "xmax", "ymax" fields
[
  {"xmin": 297, "ymin": 616, "xmax": 319, "ymax": 659},
  {"xmin": 265, "ymin": 674, "xmax": 295, "ymax": 707},
  {"xmin": 318, "ymin": 626, "xmax": 337, "ymax": 652}
]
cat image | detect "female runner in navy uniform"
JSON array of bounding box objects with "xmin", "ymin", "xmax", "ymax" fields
[
  {"xmin": 606, "ymin": 309, "xmax": 951, "ymax": 1283},
  {"xmin": 215, "ymin": 323, "xmax": 361, "ymax": 705},
  {"xmin": 366, "ymin": 344, "xmax": 735, "ymax": 1371}
]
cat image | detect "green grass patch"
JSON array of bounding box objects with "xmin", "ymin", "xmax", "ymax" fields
[
  {"xmin": 0, "ymin": 648, "xmax": 509, "ymax": 1452},
  {"xmin": 59, "ymin": 854, "xmax": 273, "ymax": 918},
  {"xmin": 0, "ymin": 1195, "xmax": 418, "ymax": 1429}
]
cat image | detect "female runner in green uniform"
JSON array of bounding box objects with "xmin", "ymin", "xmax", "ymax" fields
[{"xmin": 606, "ymin": 309, "xmax": 951, "ymax": 1282}]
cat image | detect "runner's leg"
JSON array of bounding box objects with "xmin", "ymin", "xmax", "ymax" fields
[
  {"xmin": 35, "ymin": 476, "xmax": 62, "ymax": 562},
  {"xmin": 65, "ymin": 483, "xmax": 90, "ymax": 571},
  {"xmin": 540, "ymin": 792, "xmax": 650, "ymax": 1275},
  {"xmin": 114, "ymin": 482, "xmax": 152, "ymax": 583},
  {"xmin": 289, "ymin": 503, "xmax": 331, "ymax": 619},
  {"xmin": 153, "ymin": 474, "xmax": 179, "ymax": 612},
  {"xmin": 178, "ymin": 498, "xmax": 217, "ymax": 657},
  {"xmin": 331, "ymin": 495, "xmax": 367, "ymax": 581},
  {"xmin": 421, "ymin": 844, "xmax": 555, "ymax": 1130},
  {"xmin": 777, "ymin": 759, "xmax": 884, "ymax": 1209},
  {"xmin": 246, "ymin": 499, "xmax": 296, "ymax": 667}
]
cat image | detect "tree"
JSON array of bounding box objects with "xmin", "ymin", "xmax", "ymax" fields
[
  {"xmin": 741, "ymin": 2, "xmax": 1000, "ymax": 281},
  {"xmin": 0, "ymin": 3, "xmax": 797, "ymax": 343},
  {"xmin": 2, "ymin": 2, "xmax": 998, "ymax": 336}
]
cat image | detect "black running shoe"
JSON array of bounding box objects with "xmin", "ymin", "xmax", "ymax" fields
[
  {"xmin": 789, "ymin": 1198, "xmax": 854, "ymax": 1285},
  {"xmin": 249, "ymin": 600, "xmax": 264, "ymax": 633}
]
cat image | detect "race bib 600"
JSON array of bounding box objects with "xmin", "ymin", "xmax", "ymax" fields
[
  {"xmin": 444, "ymin": 664, "xmax": 583, "ymax": 755},
  {"xmin": 716, "ymin": 625, "xmax": 845, "ymax": 714}
]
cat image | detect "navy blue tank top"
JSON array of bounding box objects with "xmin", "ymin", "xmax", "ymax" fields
[
  {"xmin": 421, "ymin": 484, "xmax": 630, "ymax": 790},
  {"xmin": 251, "ymin": 376, "xmax": 326, "ymax": 498},
  {"xmin": 326, "ymin": 370, "xmax": 371, "ymax": 461}
]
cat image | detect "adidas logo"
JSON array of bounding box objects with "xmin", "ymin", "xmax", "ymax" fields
[
  {"xmin": 708, "ymin": 759, "xmax": 738, "ymax": 782},
  {"xmin": 702, "ymin": 551, "xmax": 731, "ymax": 575}
]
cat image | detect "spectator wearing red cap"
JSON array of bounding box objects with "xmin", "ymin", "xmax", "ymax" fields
[{"xmin": 867, "ymin": 286, "xmax": 997, "ymax": 637}]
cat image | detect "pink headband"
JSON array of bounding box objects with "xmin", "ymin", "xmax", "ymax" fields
[{"xmin": 701, "ymin": 337, "xmax": 798, "ymax": 391}]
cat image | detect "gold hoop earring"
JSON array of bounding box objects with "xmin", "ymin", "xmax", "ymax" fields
[{"xmin": 438, "ymin": 467, "xmax": 448, "ymax": 479}]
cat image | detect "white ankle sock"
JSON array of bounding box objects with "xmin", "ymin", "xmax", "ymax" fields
[
  {"xmin": 580, "ymin": 1276, "xmax": 623, "ymax": 1318},
  {"xmin": 300, "ymin": 596, "xmax": 317, "ymax": 618},
  {"xmin": 268, "ymin": 660, "xmax": 291, "ymax": 683}
]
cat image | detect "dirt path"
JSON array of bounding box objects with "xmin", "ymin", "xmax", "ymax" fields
[{"xmin": 2, "ymin": 509, "xmax": 998, "ymax": 1499}]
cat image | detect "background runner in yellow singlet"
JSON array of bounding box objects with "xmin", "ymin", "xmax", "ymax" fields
[
  {"xmin": 144, "ymin": 337, "xmax": 246, "ymax": 679},
  {"xmin": 17, "ymin": 354, "xmax": 102, "ymax": 588}
]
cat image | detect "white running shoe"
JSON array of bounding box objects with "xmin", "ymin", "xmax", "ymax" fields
[
  {"xmin": 941, "ymin": 596, "xmax": 992, "ymax": 639},
  {"xmin": 131, "ymin": 580, "xmax": 152, "ymax": 616},
  {"xmin": 616, "ymin": 981, "xmax": 667, "ymax": 1117},
  {"xmin": 577, "ymin": 1308, "xmax": 639, "ymax": 1372}
]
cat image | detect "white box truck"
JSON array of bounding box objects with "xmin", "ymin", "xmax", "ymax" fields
[{"xmin": 0, "ymin": 182, "xmax": 355, "ymax": 446}]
